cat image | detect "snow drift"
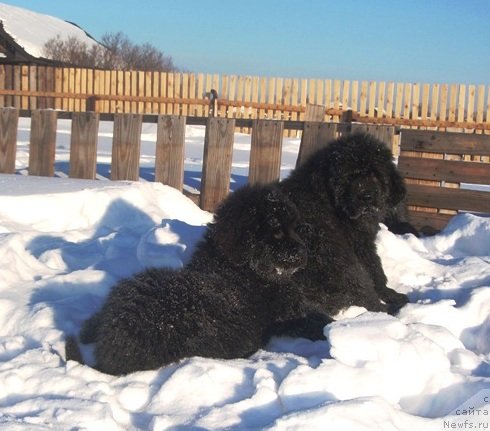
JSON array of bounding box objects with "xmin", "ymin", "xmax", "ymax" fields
[{"xmin": 0, "ymin": 172, "xmax": 489, "ymax": 430}]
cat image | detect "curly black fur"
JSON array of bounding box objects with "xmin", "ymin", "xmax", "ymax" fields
[
  {"xmin": 69, "ymin": 184, "xmax": 330, "ymax": 375},
  {"xmin": 279, "ymin": 132, "xmax": 410, "ymax": 317}
]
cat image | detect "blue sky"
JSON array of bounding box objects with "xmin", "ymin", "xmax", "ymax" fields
[{"xmin": 3, "ymin": 0, "xmax": 490, "ymax": 84}]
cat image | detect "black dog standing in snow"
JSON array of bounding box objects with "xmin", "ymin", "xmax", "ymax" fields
[
  {"xmin": 279, "ymin": 132, "xmax": 410, "ymax": 317},
  {"xmin": 67, "ymin": 184, "xmax": 330, "ymax": 375}
]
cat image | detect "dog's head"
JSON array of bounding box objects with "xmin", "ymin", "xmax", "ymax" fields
[
  {"xmin": 210, "ymin": 185, "xmax": 307, "ymax": 283},
  {"xmin": 310, "ymin": 133, "xmax": 406, "ymax": 224}
]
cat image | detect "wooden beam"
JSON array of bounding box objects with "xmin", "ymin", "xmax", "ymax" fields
[
  {"xmin": 398, "ymin": 156, "xmax": 490, "ymax": 185},
  {"xmin": 407, "ymin": 210, "xmax": 453, "ymax": 233},
  {"xmin": 69, "ymin": 112, "xmax": 99, "ymax": 179},
  {"xmin": 28, "ymin": 109, "xmax": 57, "ymax": 177},
  {"xmin": 296, "ymin": 122, "xmax": 337, "ymax": 167},
  {"xmin": 406, "ymin": 183, "xmax": 490, "ymax": 213},
  {"xmin": 400, "ymin": 129, "xmax": 490, "ymax": 155},
  {"xmin": 200, "ymin": 117, "xmax": 235, "ymax": 211},
  {"xmin": 111, "ymin": 113, "xmax": 142, "ymax": 181},
  {"xmin": 249, "ymin": 120, "xmax": 284, "ymax": 184},
  {"xmin": 0, "ymin": 107, "xmax": 18, "ymax": 173},
  {"xmin": 155, "ymin": 115, "xmax": 186, "ymax": 190}
]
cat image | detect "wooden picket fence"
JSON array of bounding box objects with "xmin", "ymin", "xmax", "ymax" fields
[
  {"xmin": 0, "ymin": 107, "xmax": 397, "ymax": 212},
  {"xmin": 398, "ymin": 130, "xmax": 490, "ymax": 233},
  {"xmin": 0, "ymin": 64, "xmax": 489, "ymax": 135},
  {"xmin": 1, "ymin": 107, "xmax": 489, "ymax": 233}
]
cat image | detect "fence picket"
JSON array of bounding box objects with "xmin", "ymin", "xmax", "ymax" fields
[
  {"xmin": 0, "ymin": 66, "xmax": 4, "ymax": 107},
  {"xmin": 200, "ymin": 117, "xmax": 235, "ymax": 211},
  {"xmin": 29, "ymin": 65, "xmax": 37, "ymax": 110},
  {"xmin": 69, "ymin": 112, "xmax": 99, "ymax": 179},
  {"xmin": 412, "ymin": 83, "xmax": 420, "ymax": 123},
  {"xmin": 350, "ymin": 80, "xmax": 359, "ymax": 115},
  {"xmin": 0, "ymin": 107, "xmax": 18, "ymax": 173},
  {"xmin": 394, "ymin": 82, "xmax": 403, "ymax": 120},
  {"xmin": 448, "ymin": 84, "xmax": 458, "ymax": 123},
  {"xmin": 377, "ymin": 81, "xmax": 385, "ymax": 118},
  {"xmin": 0, "ymin": 65, "xmax": 487, "ymax": 131},
  {"xmin": 155, "ymin": 115, "xmax": 186, "ymax": 190},
  {"xmin": 324, "ymin": 79, "xmax": 332, "ymax": 116},
  {"xmin": 466, "ymin": 85, "xmax": 475, "ymax": 132},
  {"xmin": 29, "ymin": 109, "xmax": 57, "ymax": 177},
  {"xmin": 333, "ymin": 80, "xmax": 340, "ymax": 121},
  {"xmin": 368, "ymin": 81, "xmax": 376, "ymax": 118},
  {"xmin": 421, "ymin": 84, "xmax": 430, "ymax": 127},
  {"xmin": 111, "ymin": 113, "xmax": 142, "ymax": 181},
  {"xmin": 385, "ymin": 82, "xmax": 394, "ymax": 118},
  {"xmin": 476, "ymin": 85, "xmax": 485, "ymax": 134},
  {"xmin": 249, "ymin": 119, "xmax": 284, "ymax": 184},
  {"xmin": 360, "ymin": 81, "xmax": 368, "ymax": 116},
  {"xmin": 296, "ymin": 121, "xmax": 337, "ymax": 167}
]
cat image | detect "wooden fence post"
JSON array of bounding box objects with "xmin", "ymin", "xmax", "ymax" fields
[
  {"xmin": 249, "ymin": 119, "xmax": 284, "ymax": 184},
  {"xmin": 296, "ymin": 122, "xmax": 338, "ymax": 167},
  {"xmin": 0, "ymin": 107, "xmax": 19, "ymax": 174},
  {"xmin": 295, "ymin": 103, "xmax": 336, "ymax": 167},
  {"xmin": 111, "ymin": 113, "xmax": 142, "ymax": 181},
  {"xmin": 29, "ymin": 109, "xmax": 57, "ymax": 177},
  {"xmin": 155, "ymin": 115, "xmax": 186, "ymax": 190},
  {"xmin": 303, "ymin": 103, "xmax": 326, "ymax": 122},
  {"xmin": 69, "ymin": 112, "xmax": 99, "ymax": 179},
  {"xmin": 349, "ymin": 124, "xmax": 396, "ymax": 152},
  {"xmin": 200, "ymin": 117, "xmax": 235, "ymax": 211}
]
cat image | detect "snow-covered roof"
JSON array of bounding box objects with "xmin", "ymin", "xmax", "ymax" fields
[{"xmin": 0, "ymin": 2, "xmax": 99, "ymax": 59}]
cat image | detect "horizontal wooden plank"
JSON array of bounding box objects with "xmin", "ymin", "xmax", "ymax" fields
[
  {"xmin": 400, "ymin": 129, "xmax": 490, "ymax": 156},
  {"xmin": 14, "ymin": 109, "xmax": 323, "ymax": 131},
  {"xmin": 350, "ymin": 114, "xmax": 490, "ymax": 132},
  {"xmin": 398, "ymin": 156, "xmax": 490, "ymax": 185},
  {"xmin": 407, "ymin": 209, "xmax": 453, "ymax": 233},
  {"xmin": 406, "ymin": 183, "xmax": 490, "ymax": 213}
]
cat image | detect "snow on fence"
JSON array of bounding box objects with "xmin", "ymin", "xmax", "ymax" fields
[
  {"xmin": 0, "ymin": 64, "xmax": 489, "ymax": 134},
  {"xmin": 0, "ymin": 107, "xmax": 489, "ymax": 232}
]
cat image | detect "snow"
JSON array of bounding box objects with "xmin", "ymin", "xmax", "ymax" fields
[
  {"xmin": 0, "ymin": 2, "xmax": 99, "ymax": 58},
  {"xmin": 0, "ymin": 2, "xmax": 486, "ymax": 428},
  {"xmin": 0, "ymin": 117, "xmax": 489, "ymax": 430}
]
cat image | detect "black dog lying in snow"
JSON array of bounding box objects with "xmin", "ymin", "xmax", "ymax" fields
[
  {"xmin": 278, "ymin": 132, "xmax": 410, "ymax": 317},
  {"xmin": 67, "ymin": 184, "xmax": 330, "ymax": 375}
]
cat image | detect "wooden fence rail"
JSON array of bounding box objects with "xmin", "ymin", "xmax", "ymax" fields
[
  {"xmin": 0, "ymin": 108, "xmax": 489, "ymax": 232},
  {"xmin": 398, "ymin": 129, "xmax": 490, "ymax": 232},
  {"xmin": 0, "ymin": 64, "xmax": 489, "ymax": 133}
]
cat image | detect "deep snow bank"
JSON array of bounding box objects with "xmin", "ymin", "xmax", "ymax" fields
[{"xmin": 0, "ymin": 175, "xmax": 488, "ymax": 430}]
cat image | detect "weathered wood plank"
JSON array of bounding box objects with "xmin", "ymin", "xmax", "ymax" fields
[
  {"xmin": 0, "ymin": 65, "xmax": 5, "ymax": 108},
  {"xmin": 349, "ymin": 124, "xmax": 395, "ymax": 150},
  {"xmin": 111, "ymin": 113, "xmax": 142, "ymax": 181},
  {"xmin": 0, "ymin": 107, "xmax": 19, "ymax": 173},
  {"xmin": 29, "ymin": 109, "xmax": 57, "ymax": 177},
  {"xmin": 69, "ymin": 112, "xmax": 99, "ymax": 179},
  {"xmin": 400, "ymin": 129, "xmax": 490, "ymax": 155},
  {"xmin": 406, "ymin": 183, "xmax": 490, "ymax": 213},
  {"xmin": 407, "ymin": 210, "xmax": 453, "ymax": 233},
  {"xmin": 249, "ymin": 120, "xmax": 284, "ymax": 184},
  {"xmin": 155, "ymin": 115, "xmax": 186, "ymax": 190},
  {"xmin": 398, "ymin": 156, "xmax": 490, "ymax": 185},
  {"xmin": 303, "ymin": 103, "xmax": 325, "ymax": 122},
  {"xmin": 200, "ymin": 117, "xmax": 235, "ymax": 211},
  {"xmin": 296, "ymin": 122, "xmax": 337, "ymax": 167}
]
